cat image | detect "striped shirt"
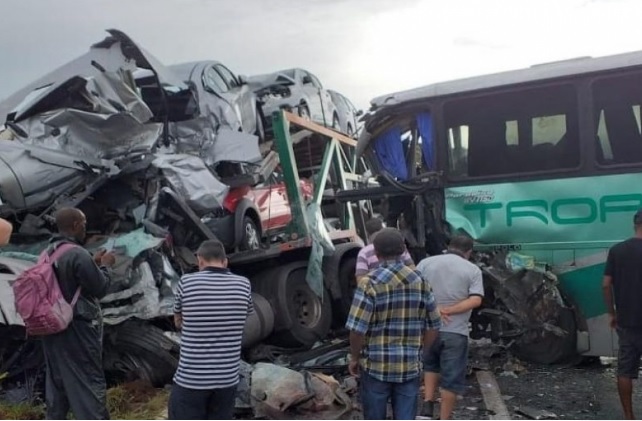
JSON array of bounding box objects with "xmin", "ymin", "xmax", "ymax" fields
[
  {"xmin": 173, "ymin": 266, "xmax": 253, "ymax": 390},
  {"xmin": 355, "ymin": 244, "xmax": 414, "ymax": 277},
  {"xmin": 346, "ymin": 260, "xmax": 441, "ymax": 383}
]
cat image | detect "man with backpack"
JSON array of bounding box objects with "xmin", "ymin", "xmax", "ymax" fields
[{"xmin": 41, "ymin": 208, "xmax": 114, "ymax": 419}]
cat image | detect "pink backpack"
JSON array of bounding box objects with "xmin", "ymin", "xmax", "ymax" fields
[{"xmin": 13, "ymin": 243, "xmax": 81, "ymax": 336}]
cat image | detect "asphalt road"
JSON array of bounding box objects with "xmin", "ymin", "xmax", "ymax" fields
[{"xmin": 494, "ymin": 358, "xmax": 642, "ymax": 420}]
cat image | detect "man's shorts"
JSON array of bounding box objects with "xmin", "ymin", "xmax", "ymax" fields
[
  {"xmin": 423, "ymin": 331, "xmax": 469, "ymax": 395},
  {"xmin": 617, "ymin": 327, "xmax": 642, "ymax": 379}
]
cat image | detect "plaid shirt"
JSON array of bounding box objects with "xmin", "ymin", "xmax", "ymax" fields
[{"xmin": 346, "ymin": 260, "xmax": 441, "ymax": 383}]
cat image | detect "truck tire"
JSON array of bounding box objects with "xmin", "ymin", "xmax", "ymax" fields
[
  {"xmin": 242, "ymin": 293, "xmax": 275, "ymax": 348},
  {"xmin": 103, "ymin": 321, "xmax": 179, "ymax": 387},
  {"xmin": 253, "ymin": 262, "xmax": 331, "ymax": 348}
]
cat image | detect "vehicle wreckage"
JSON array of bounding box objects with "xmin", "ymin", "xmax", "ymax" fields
[
  {"xmin": 0, "ymin": 28, "xmax": 371, "ymax": 397},
  {"xmin": 0, "ymin": 28, "xmax": 579, "ymax": 412}
]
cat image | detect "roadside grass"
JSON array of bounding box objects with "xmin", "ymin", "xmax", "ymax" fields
[{"xmin": 0, "ymin": 381, "xmax": 169, "ymax": 420}]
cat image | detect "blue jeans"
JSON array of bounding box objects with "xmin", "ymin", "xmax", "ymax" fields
[
  {"xmin": 423, "ymin": 332, "xmax": 469, "ymax": 395},
  {"xmin": 360, "ymin": 370, "xmax": 420, "ymax": 420}
]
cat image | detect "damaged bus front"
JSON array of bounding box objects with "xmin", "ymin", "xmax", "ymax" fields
[{"xmin": 357, "ymin": 50, "xmax": 642, "ymax": 363}]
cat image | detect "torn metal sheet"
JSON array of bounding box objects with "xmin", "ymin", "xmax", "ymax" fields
[
  {"xmin": 152, "ymin": 154, "xmax": 229, "ymax": 212},
  {"xmin": 0, "ymin": 29, "xmax": 191, "ymax": 125},
  {"xmin": 472, "ymin": 252, "xmax": 577, "ymax": 364}
]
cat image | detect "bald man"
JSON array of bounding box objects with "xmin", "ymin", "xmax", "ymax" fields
[
  {"xmin": 41, "ymin": 208, "xmax": 115, "ymax": 420},
  {"xmin": 0, "ymin": 218, "xmax": 12, "ymax": 246}
]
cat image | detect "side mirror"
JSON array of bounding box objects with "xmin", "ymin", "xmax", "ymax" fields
[
  {"xmin": 355, "ymin": 109, "xmax": 364, "ymax": 117},
  {"xmin": 302, "ymin": 75, "xmax": 312, "ymax": 85},
  {"xmin": 238, "ymin": 74, "xmax": 249, "ymax": 86}
]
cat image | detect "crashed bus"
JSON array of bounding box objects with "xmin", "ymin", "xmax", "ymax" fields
[{"xmin": 355, "ymin": 50, "xmax": 642, "ymax": 363}]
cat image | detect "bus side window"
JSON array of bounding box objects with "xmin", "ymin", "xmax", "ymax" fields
[{"xmin": 593, "ymin": 72, "xmax": 642, "ymax": 165}]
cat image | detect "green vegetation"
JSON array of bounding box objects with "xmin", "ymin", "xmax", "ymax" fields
[{"xmin": 0, "ymin": 381, "xmax": 169, "ymax": 420}]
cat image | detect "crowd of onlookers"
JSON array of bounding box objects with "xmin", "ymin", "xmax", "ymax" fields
[{"xmin": 2, "ymin": 210, "xmax": 641, "ymax": 420}]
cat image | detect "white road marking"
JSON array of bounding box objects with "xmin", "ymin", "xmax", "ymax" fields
[{"xmin": 476, "ymin": 370, "xmax": 511, "ymax": 420}]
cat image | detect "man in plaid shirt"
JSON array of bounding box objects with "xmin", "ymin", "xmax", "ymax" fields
[{"xmin": 346, "ymin": 228, "xmax": 441, "ymax": 420}]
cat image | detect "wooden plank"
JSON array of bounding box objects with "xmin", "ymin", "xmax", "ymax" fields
[
  {"xmin": 284, "ymin": 111, "xmax": 358, "ymax": 147},
  {"xmin": 476, "ymin": 370, "xmax": 511, "ymax": 420}
]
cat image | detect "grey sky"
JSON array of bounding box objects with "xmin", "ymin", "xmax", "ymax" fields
[{"xmin": 1, "ymin": 0, "xmax": 641, "ymax": 109}]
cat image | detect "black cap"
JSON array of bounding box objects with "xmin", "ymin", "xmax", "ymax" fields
[{"xmin": 635, "ymin": 209, "xmax": 642, "ymax": 225}]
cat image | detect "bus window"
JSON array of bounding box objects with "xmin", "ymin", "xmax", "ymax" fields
[
  {"xmin": 444, "ymin": 84, "xmax": 579, "ymax": 178},
  {"xmin": 593, "ymin": 72, "xmax": 642, "ymax": 165}
]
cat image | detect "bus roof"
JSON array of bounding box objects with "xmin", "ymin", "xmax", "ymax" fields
[{"xmin": 370, "ymin": 49, "xmax": 642, "ymax": 109}]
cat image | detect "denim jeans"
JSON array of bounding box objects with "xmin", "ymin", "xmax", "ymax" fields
[
  {"xmin": 423, "ymin": 331, "xmax": 469, "ymax": 395},
  {"xmin": 359, "ymin": 370, "xmax": 420, "ymax": 420}
]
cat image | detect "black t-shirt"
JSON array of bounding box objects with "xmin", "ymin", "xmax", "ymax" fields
[{"xmin": 604, "ymin": 237, "xmax": 642, "ymax": 328}]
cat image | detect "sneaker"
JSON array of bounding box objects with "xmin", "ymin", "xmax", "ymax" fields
[{"xmin": 417, "ymin": 400, "xmax": 436, "ymax": 419}]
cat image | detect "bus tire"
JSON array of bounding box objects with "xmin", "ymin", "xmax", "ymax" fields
[{"xmin": 254, "ymin": 262, "xmax": 332, "ymax": 348}]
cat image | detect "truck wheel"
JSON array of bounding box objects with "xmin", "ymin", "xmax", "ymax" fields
[
  {"xmin": 253, "ymin": 262, "xmax": 331, "ymax": 348},
  {"xmin": 239, "ymin": 216, "xmax": 261, "ymax": 251},
  {"xmin": 103, "ymin": 321, "xmax": 179, "ymax": 387}
]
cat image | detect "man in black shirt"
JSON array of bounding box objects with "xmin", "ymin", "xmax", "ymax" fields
[{"xmin": 603, "ymin": 209, "xmax": 642, "ymax": 420}]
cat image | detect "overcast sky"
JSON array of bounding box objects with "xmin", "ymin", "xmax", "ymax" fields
[{"xmin": 1, "ymin": 0, "xmax": 640, "ymax": 109}]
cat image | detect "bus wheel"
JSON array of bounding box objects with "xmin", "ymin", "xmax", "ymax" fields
[{"xmin": 254, "ymin": 262, "xmax": 332, "ymax": 348}]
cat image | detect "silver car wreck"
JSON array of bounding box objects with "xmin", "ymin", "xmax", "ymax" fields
[{"xmin": 0, "ymin": 29, "xmax": 267, "ymax": 388}]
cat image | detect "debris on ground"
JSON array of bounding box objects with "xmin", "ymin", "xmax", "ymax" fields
[
  {"xmin": 249, "ymin": 363, "xmax": 352, "ymax": 419},
  {"xmin": 515, "ymin": 405, "xmax": 558, "ymax": 420}
]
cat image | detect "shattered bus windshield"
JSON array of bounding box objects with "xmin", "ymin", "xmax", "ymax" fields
[{"xmin": 358, "ymin": 50, "xmax": 642, "ymax": 363}]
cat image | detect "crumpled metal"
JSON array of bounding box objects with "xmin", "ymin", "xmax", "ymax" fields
[{"xmin": 152, "ymin": 153, "xmax": 229, "ymax": 213}]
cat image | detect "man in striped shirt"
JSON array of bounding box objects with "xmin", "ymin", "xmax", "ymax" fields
[
  {"xmin": 346, "ymin": 228, "xmax": 441, "ymax": 420},
  {"xmin": 355, "ymin": 218, "xmax": 414, "ymax": 282},
  {"xmin": 169, "ymin": 240, "xmax": 253, "ymax": 420}
]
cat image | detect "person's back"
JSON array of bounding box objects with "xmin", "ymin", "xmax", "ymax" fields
[
  {"xmin": 358, "ymin": 262, "xmax": 432, "ymax": 381},
  {"xmin": 417, "ymin": 253, "xmax": 482, "ymax": 336},
  {"xmin": 605, "ymin": 237, "xmax": 642, "ymax": 329},
  {"xmin": 173, "ymin": 267, "xmax": 252, "ymax": 389},
  {"xmin": 416, "ymin": 235, "xmax": 483, "ymax": 420},
  {"xmin": 169, "ymin": 240, "xmax": 253, "ymax": 420},
  {"xmin": 346, "ymin": 228, "xmax": 440, "ymax": 420}
]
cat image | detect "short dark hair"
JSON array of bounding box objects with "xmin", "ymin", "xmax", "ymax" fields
[
  {"xmin": 448, "ymin": 235, "xmax": 474, "ymax": 253},
  {"xmin": 634, "ymin": 209, "xmax": 642, "ymax": 226},
  {"xmin": 373, "ymin": 228, "xmax": 405, "ymax": 259},
  {"xmin": 365, "ymin": 218, "xmax": 384, "ymax": 236},
  {"xmin": 197, "ymin": 240, "xmax": 227, "ymax": 262},
  {"xmin": 54, "ymin": 207, "xmax": 83, "ymax": 233}
]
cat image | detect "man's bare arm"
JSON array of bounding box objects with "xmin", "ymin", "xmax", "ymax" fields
[
  {"xmin": 0, "ymin": 218, "xmax": 12, "ymax": 246},
  {"xmin": 174, "ymin": 313, "xmax": 183, "ymax": 330},
  {"xmin": 442, "ymin": 296, "xmax": 483, "ymax": 316}
]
